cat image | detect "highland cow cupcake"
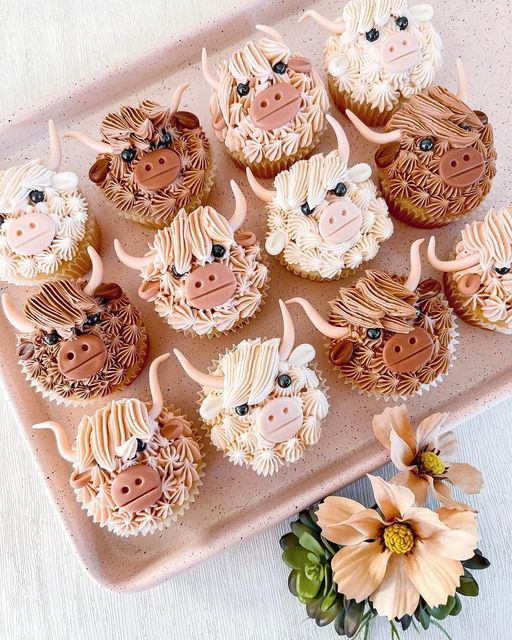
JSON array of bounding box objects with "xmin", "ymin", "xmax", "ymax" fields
[
  {"xmin": 428, "ymin": 207, "xmax": 512, "ymax": 334},
  {"xmin": 246, "ymin": 114, "xmax": 393, "ymax": 280},
  {"xmin": 114, "ymin": 180, "xmax": 269, "ymax": 337},
  {"xmin": 1, "ymin": 248, "xmax": 148, "ymax": 406},
  {"xmin": 65, "ymin": 84, "xmax": 213, "ymax": 228},
  {"xmin": 202, "ymin": 24, "xmax": 329, "ymax": 178},
  {"xmin": 0, "ymin": 120, "xmax": 100, "ymax": 285},
  {"xmin": 174, "ymin": 300, "xmax": 329, "ymax": 476},
  {"xmin": 33, "ymin": 353, "xmax": 205, "ymax": 537},
  {"xmin": 301, "ymin": 0, "xmax": 442, "ymax": 127},
  {"xmin": 347, "ymin": 61, "xmax": 497, "ymax": 228},
  {"xmin": 287, "ymin": 240, "xmax": 458, "ymax": 400}
]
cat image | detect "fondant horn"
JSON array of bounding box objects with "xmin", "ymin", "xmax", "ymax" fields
[
  {"xmin": 427, "ymin": 236, "xmax": 480, "ymax": 272},
  {"xmin": 286, "ymin": 298, "xmax": 350, "ymax": 340},
  {"xmin": 346, "ymin": 110, "xmax": 402, "ymax": 145},
  {"xmin": 47, "ymin": 119, "xmax": 62, "ymax": 172},
  {"xmin": 149, "ymin": 353, "xmax": 170, "ymax": 420},
  {"xmin": 169, "ymin": 82, "xmax": 190, "ymax": 117},
  {"xmin": 228, "ymin": 180, "xmax": 247, "ymax": 232},
  {"xmin": 299, "ymin": 10, "xmax": 345, "ymax": 34},
  {"xmin": 114, "ymin": 239, "xmax": 153, "ymax": 271},
  {"xmin": 404, "ymin": 239, "xmax": 424, "ymax": 292},
  {"xmin": 1, "ymin": 294, "xmax": 35, "ymax": 334},
  {"xmin": 201, "ymin": 48, "xmax": 220, "ymax": 91},
  {"xmin": 255, "ymin": 24, "xmax": 284, "ymax": 42},
  {"xmin": 246, "ymin": 168, "xmax": 275, "ymax": 203},
  {"xmin": 83, "ymin": 247, "xmax": 104, "ymax": 296},
  {"xmin": 278, "ymin": 299, "xmax": 295, "ymax": 362},
  {"xmin": 173, "ymin": 349, "xmax": 225, "ymax": 389},
  {"xmin": 33, "ymin": 421, "xmax": 76, "ymax": 462},
  {"xmin": 326, "ymin": 114, "xmax": 350, "ymax": 164},
  {"xmin": 64, "ymin": 131, "xmax": 114, "ymax": 154},
  {"xmin": 456, "ymin": 58, "xmax": 468, "ymax": 102}
]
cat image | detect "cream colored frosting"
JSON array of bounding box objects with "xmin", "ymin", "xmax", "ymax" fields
[
  {"xmin": 0, "ymin": 159, "xmax": 88, "ymax": 280},
  {"xmin": 200, "ymin": 338, "xmax": 329, "ymax": 475},
  {"xmin": 324, "ymin": 0, "xmax": 442, "ymax": 113},
  {"xmin": 266, "ymin": 151, "xmax": 393, "ymax": 279},
  {"xmin": 210, "ymin": 35, "xmax": 329, "ymax": 162}
]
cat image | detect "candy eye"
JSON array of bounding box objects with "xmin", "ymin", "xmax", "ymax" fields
[
  {"xmin": 495, "ymin": 266, "xmax": 511, "ymax": 275},
  {"xmin": 419, "ymin": 138, "xmax": 434, "ymax": 152},
  {"xmin": 458, "ymin": 123, "xmax": 471, "ymax": 131},
  {"xmin": 237, "ymin": 83, "xmax": 250, "ymax": 97},
  {"xmin": 413, "ymin": 306, "xmax": 421, "ymax": 320},
  {"xmin": 332, "ymin": 182, "xmax": 347, "ymax": 197},
  {"xmin": 171, "ymin": 265, "xmax": 186, "ymax": 278},
  {"xmin": 85, "ymin": 313, "xmax": 101, "ymax": 325},
  {"xmin": 396, "ymin": 16, "xmax": 409, "ymax": 30},
  {"xmin": 365, "ymin": 28, "xmax": 379, "ymax": 43},
  {"xmin": 136, "ymin": 438, "xmax": 147, "ymax": 452},
  {"xmin": 159, "ymin": 130, "xmax": 172, "ymax": 147},
  {"xmin": 0, "ymin": 215, "xmax": 5, "ymax": 227},
  {"xmin": 121, "ymin": 148, "xmax": 136, "ymax": 162},
  {"xmin": 212, "ymin": 244, "xmax": 226, "ymax": 259},
  {"xmin": 272, "ymin": 62, "xmax": 287, "ymax": 74},
  {"xmin": 43, "ymin": 331, "xmax": 60, "ymax": 345},
  {"xmin": 301, "ymin": 203, "xmax": 313, "ymax": 215},
  {"xmin": 29, "ymin": 190, "xmax": 44, "ymax": 204},
  {"xmin": 366, "ymin": 328, "xmax": 382, "ymax": 340},
  {"xmin": 277, "ymin": 374, "xmax": 292, "ymax": 389},
  {"xmin": 235, "ymin": 403, "xmax": 249, "ymax": 416}
]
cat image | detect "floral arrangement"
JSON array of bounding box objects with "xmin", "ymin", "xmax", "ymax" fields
[{"xmin": 280, "ymin": 406, "xmax": 489, "ymax": 638}]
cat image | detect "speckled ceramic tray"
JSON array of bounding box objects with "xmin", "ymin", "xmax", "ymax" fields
[{"xmin": 0, "ymin": 0, "xmax": 510, "ymax": 593}]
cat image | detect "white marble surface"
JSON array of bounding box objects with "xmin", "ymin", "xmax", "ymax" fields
[{"xmin": 0, "ymin": 1, "xmax": 510, "ymax": 638}]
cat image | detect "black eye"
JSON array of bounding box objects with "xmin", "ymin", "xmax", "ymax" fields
[
  {"xmin": 43, "ymin": 331, "xmax": 60, "ymax": 345},
  {"xmin": 413, "ymin": 306, "xmax": 421, "ymax": 319},
  {"xmin": 495, "ymin": 266, "xmax": 511, "ymax": 275},
  {"xmin": 171, "ymin": 265, "xmax": 185, "ymax": 278},
  {"xmin": 159, "ymin": 130, "xmax": 172, "ymax": 147},
  {"xmin": 332, "ymin": 182, "xmax": 347, "ymax": 197},
  {"xmin": 121, "ymin": 148, "xmax": 136, "ymax": 162},
  {"xmin": 396, "ymin": 16, "xmax": 409, "ymax": 30},
  {"xmin": 212, "ymin": 244, "xmax": 226, "ymax": 259},
  {"xmin": 366, "ymin": 328, "xmax": 381, "ymax": 340},
  {"xmin": 277, "ymin": 374, "xmax": 292, "ymax": 389},
  {"xmin": 419, "ymin": 138, "xmax": 434, "ymax": 152},
  {"xmin": 97, "ymin": 462, "xmax": 105, "ymax": 471},
  {"xmin": 29, "ymin": 190, "xmax": 44, "ymax": 204},
  {"xmin": 235, "ymin": 403, "xmax": 249, "ymax": 416},
  {"xmin": 273, "ymin": 62, "xmax": 287, "ymax": 74},
  {"xmin": 301, "ymin": 203, "xmax": 313, "ymax": 215},
  {"xmin": 85, "ymin": 313, "xmax": 101, "ymax": 325},
  {"xmin": 365, "ymin": 28, "xmax": 379, "ymax": 42},
  {"xmin": 237, "ymin": 83, "xmax": 250, "ymax": 97},
  {"xmin": 458, "ymin": 123, "xmax": 471, "ymax": 131},
  {"xmin": 0, "ymin": 215, "xmax": 5, "ymax": 227},
  {"xmin": 136, "ymin": 438, "xmax": 147, "ymax": 453}
]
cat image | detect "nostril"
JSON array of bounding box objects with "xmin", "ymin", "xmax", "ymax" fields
[
  {"xmin": 81, "ymin": 344, "xmax": 89, "ymax": 352},
  {"xmin": 329, "ymin": 217, "xmax": 334, "ymax": 224},
  {"xmin": 208, "ymin": 274, "xmax": 215, "ymax": 282},
  {"xmin": 394, "ymin": 345, "xmax": 401, "ymax": 353},
  {"xmin": 145, "ymin": 164, "xmax": 152, "ymax": 172},
  {"xmin": 135, "ymin": 478, "xmax": 143, "ymax": 486},
  {"xmin": 275, "ymin": 93, "xmax": 282, "ymax": 101},
  {"xmin": 121, "ymin": 486, "xmax": 129, "ymax": 494},
  {"xmin": 268, "ymin": 415, "xmax": 274, "ymax": 422},
  {"xmin": 402, "ymin": 40, "xmax": 408, "ymax": 46},
  {"xmin": 283, "ymin": 407, "xmax": 289, "ymax": 414},
  {"xmin": 463, "ymin": 154, "xmax": 470, "ymax": 162},
  {"xmin": 29, "ymin": 222, "xmax": 36, "ymax": 229},
  {"xmin": 195, "ymin": 281, "xmax": 202, "ymax": 288},
  {"xmin": 261, "ymin": 100, "xmax": 268, "ymax": 108},
  {"xmin": 390, "ymin": 46, "xmax": 395, "ymax": 53},
  {"xmin": 409, "ymin": 336, "xmax": 417, "ymax": 345},
  {"xmin": 16, "ymin": 230, "xmax": 23, "ymax": 236},
  {"xmin": 451, "ymin": 160, "xmax": 457, "ymax": 168},
  {"xmin": 341, "ymin": 210, "xmax": 347, "ymax": 216},
  {"xmin": 158, "ymin": 157, "xmax": 165, "ymax": 165},
  {"xmin": 66, "ymin": 352, "xmax": 75, "ymax": 361}
]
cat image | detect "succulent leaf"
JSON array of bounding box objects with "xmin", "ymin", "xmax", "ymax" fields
[{"xmin": 282, "ymin": 546, "xmax": 310, "ymax": 570}]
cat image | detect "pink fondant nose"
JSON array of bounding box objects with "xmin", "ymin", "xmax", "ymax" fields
[
  {"xmin": 184, "ymin": 262, "xmax": 237, "ymax": 310},
  {"xmin": 380, "ymin": 33, "xmax": 421, "ymax": 73},
  {"xmin": 111, "ymin": 464, "xmax": 162, "ymax": 513},
  {"xmin": 318, "ymin": 199, "xmax": 363, "ymax": 245},
  {"xmin": 257, "ymin": 397, "xmax": 303, "ymax": 444},
  {"xmin": 249, "ymin": 83, "xmax": 301, "ymax": 131},
  {"xmin": 5, "ymin": 212, "xmax": 56, "ymax": 256}
]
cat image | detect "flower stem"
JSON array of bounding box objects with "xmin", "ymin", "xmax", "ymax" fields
[{"xmin": 430, "ymin": 620, "xmax": 453, "ymax": 640}]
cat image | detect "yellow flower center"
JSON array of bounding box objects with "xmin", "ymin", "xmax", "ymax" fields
[
  {"xmin": 419, "ymin": 451, "xmax": 445, "ymax": 476},
  {"xmin": 383, "ymin": 523, "xmax": 414, "ymax": 555}
]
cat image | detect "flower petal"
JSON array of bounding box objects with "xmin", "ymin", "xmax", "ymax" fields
[
  {"xmin": 438, "ymin": 430, "xmax": 459, "ymax": 459},
  {"xmin": 368, "ymin": 475, "xmax": 415, "ymax": 521},
  {"xmin": 372, "ymin": 405, "xmax": 416, "ymax": 452},
  {"xmin": 390, "ymin": 470, "xmax": 430, "ymax": 507},
  {"xmin": 370, "ymin": 553, "xmax": 420, "ymax": 620},
  {"xmin": 446, "ymin": 462, "xmax": 483, "ymax": 494},
  {"xmin": 405, "ymin": 540, "xmax": 463, "ymax": 608},
  {"xmin": 344, "ymin": 509, "xmax": 385, "ymax": 539},
  {"xmin": 332, "ymin": 541, "xmax": 391, "ymax": 603},
  {"xmin": 316, "ymin": 496, "xmax": 366, "ymax": 545},
  {"xmin": 421, "ymin": 507, "xmax": 480, "ymax": 561},
  {"xmin": 416, "ymin": 412, "xmax": 448, "ymax": 450},
  {"xmin": 389, "ymin": 429, "xmax": 415, "ymax": 470},
  {"xmin": 404, "ymin": 507, "xmax": 448, "ymax": 539},
  {"xmin": 432, "ymin": 479, "xmax": 475, "ymax": 512}
]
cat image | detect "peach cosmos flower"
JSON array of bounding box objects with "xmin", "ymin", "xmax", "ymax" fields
[
  {"xmin": 372, "ymin": 406, "xmax": 483, "ymax": 511},
  {"xmin": 316, "ymin": 476, "xmax": 479, "ymax": 620}
]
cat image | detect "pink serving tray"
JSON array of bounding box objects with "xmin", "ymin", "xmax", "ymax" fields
[{"xmin": 1, "ymin": 0, "xmax": 510, "ymax": 593}]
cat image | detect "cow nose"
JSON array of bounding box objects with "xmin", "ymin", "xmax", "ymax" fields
[
  {"xmin": 57, "ymin": 334, "xmax": 108, "ymax": 381},
  {"xmin": 5, "ymin": 212, "xmax": 56, "ymax": 256},
  {"xmin": 249, "ymin": 83, "xmax": 301, "ymax": 131},
  {"xmin": 257, "ymin": 397, "xmax": 303, "ymax": 444},
  {"xmin": 111, "ymin": 464, "xmax": 162, "ymax": 513},
  {"xmin": 380, "ymin": 33, "xmax": 420, "ymax": 73},
  {"xmin": 133, "ymin": 148, "xmax": 181, "ymax": 191},
  {"xmin": 184, "ymin": 262, "xmax": 237, "ymax": 310},
  {"xmin": 382, "ymin": 327, "xmax": 434, "ymax": 374},
  {"xmin": 319, "ymin": 199, "xmax": 363, "ymax": 245},
  {"xmin": 438, "ymin": 148, "xmax": 485, "ymax": 188}
]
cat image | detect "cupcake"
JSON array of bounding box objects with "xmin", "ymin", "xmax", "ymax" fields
[
  {"xmin": 287, "ymin": 240, "xmax": 458, "ymax": 400},
  {"xmin": 246, "ymin": 114, "xmax": 393, "ymax": 280},
  {"xmin": 301, "ymin": 0, "xmax": 442, "ymax": 126},
  {"xmin": 65, "ymin": 84, "xmax": 213, "ymax": 228},
  {"xmin": 173, "ymin": 300, "xmax": 329, "ymax": 476},
  {"xmin": 0, "ymin": 120, "xmax": 100, "ymax": 285},
  {"xmin": 1, "ymin": 247, "xmax": 148, "ymax": 406},
  {"xmin": 114, "ymin": 180, "xmax": 269, "ymax": 337},
  {"xmin": 428, "ymin": 207, "xmax": 512, "ymax": 334},
  {"xmin": 202, "ymin": 24, "xmax": 329, "ymax": 178},
  {"xmin": 33, "ymin": 354, "xmax": 205, "ymax": 537},
  {"xmin": 347, "ymin": 60, "xmax": 497, "ymax": 228}
]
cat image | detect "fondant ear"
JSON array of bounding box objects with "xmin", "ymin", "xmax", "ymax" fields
[
  {"xmin": 375, "ymin": 142, "xmax": 401, "ymax": 169},
  {"xmin": 51, "ymin": 172, "xmax": 79, "ymax": 192},
  {"xmin": 200, "ymin": 394, "xmax": 224, "ymax": 420},
  {"xmin": 89, "ymin": 157, "xmax": 110, "ymax": 184},
  {"xmin": 288, "ymin": 343, "xmax": 315, "ymax": 366},
  {"xmin": 348, "ymin": 163, "xmax": 372, "ymax": 183},
  {"xmin": 265, "ymin": 230, "xmax": 286, "ymax": 256}
]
